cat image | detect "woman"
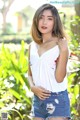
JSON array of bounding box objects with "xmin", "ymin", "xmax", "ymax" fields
[{"xmin": 28, "ymin": 3, "xmax": 71, "ymax": 120}]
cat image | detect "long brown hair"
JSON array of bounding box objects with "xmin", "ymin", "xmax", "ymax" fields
[{"xmin": 31, "ymin": 4, "xmax": 66, "ymax": 44}]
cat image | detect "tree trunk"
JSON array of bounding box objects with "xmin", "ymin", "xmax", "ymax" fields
[
  {"xmin": 74, "ymin": 2, "xmax": 80, "ymax": 38},
  {"xmin": 1, "ymin": 0, "xmax": 15, "ymax": 34},
  {"xmin": 71, "ymin": 1, "xmax": 80, "ymax": 47},
  {"xmin": 75, "ymin": 3, "xmax": 80, "ymax": 16},
  {"xmin": 2, "ymin": 12, "xmax": 7, "ymax": 33}
]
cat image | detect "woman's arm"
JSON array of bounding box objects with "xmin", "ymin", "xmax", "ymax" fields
[
  {"xmin": 28, "ymin": 45, "xmax": 51, "ymax": 100},
  {"xmin": 55, "ymin": 38, "xmax": 69, "ymax": 83},
  {"xmin": 28, "ymin": 45, "xmax": 35, "ymax": 88}
]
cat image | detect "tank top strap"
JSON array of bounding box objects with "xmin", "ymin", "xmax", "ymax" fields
[{"xmin": 30, "ymin": 41, "xmax": 37, "ymax": 55}]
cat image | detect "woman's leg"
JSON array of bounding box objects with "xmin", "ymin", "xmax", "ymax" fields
[
  {"xmin": 33, "ymin": 117, "xmax": 44, "ymax": 120},
  {"xmin": 48, "ymin": 117, "xmax": 68, "ymax": 120}
]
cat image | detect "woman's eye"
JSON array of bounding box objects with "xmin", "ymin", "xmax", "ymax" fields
[
  {"xmin": 39, "ymin": 16, "xmax": 43, "ymax": 19},
  {"xmin": 48, "ymin": 18, "xmax": 53, "ymax": 20}
]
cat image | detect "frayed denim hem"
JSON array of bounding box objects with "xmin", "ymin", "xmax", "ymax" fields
[
  {"xmin": 47, "ymin": 116, "xmax": 71, "ymax": 120},
  {"xmin": 31, "ymin": 115, "xmax": 71, "ymax": 120}
]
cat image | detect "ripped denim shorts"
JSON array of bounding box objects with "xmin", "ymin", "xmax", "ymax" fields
[{"xmin": 31, "ymin": 90, "xmax": 71, "ymax": 119}]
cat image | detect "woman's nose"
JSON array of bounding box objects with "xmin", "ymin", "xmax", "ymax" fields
[{"xmin": 43, "ymin": 19, "xmax": 47, "ymax": 24}]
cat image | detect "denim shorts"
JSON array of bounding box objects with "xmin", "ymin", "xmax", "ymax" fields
[{"xmin": 31, "ymin": 90, "xmax": 71, "ymax": 119}]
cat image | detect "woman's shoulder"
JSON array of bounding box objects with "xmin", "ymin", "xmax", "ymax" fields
[
  {"xmin": 28, "ymin": 41, "xmax": 38, "ymax": 52},
  {"xmin": 29, "ymin": 41, "xmax": 37, "ymax": 46}
]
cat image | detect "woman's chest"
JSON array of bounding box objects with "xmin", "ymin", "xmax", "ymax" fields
[{"xmin": 30, "ymin": 45, "xmax": 60, "ymax": 66}]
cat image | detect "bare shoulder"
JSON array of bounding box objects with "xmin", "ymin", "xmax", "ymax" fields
[{"xmin": 28, "ymin": 41, "xmax": 34, "ymax": 49}]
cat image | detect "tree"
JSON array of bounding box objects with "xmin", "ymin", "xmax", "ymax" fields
[
  {"xmin": 71, "ymin": 0, "xmax": 80, "ymax": 42},
  {"xmin": 69, "ymin": 1, "xmax": 80, "ymax": 119},
  {"xmin": 75, "ymin": 1, "xmax": 80, "ymax": 16},
  {"xmin": 0, "ymin": 0, "xmax": 15, "ymax": 34},
  {"xmin": 74, "ymin": 0, "xmax": 80, "ymax": 36}
]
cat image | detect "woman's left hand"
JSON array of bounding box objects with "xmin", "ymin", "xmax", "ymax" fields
[{"xmin": 58, "ymin": 38, "xmax": 68, "ymax": 52}]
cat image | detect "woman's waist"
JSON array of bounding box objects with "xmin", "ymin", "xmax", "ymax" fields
[
  {"xmin": 34, "ymin": 79, "xmax": 67, "ymax": 93},
  {"xmin": 50, "ymin": 89, "xmax": 67, "ymax": 96}
]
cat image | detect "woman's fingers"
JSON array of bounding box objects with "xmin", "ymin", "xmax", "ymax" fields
[
  {"xmin": 39, "ymin": 95, "xmax": 49, "ymax": 100},
  {"xmin": 58, "ymin": 38, "xmax": 68, "ymax": 51},
  {"xmin": 36, "ymin": 86, "xmax": 51, "ymax": 100},
  {"xmin": 39, "ymin": 91, "xmax": 51, "ymax": 100},
  {"xmin": 40, "ymin": 86, "xmax": 51, "ymax": 93}
]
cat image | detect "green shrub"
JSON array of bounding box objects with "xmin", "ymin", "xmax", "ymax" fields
[{"xmin": 0, "ymin": 41, "xmax": 32, "ymax": 120}]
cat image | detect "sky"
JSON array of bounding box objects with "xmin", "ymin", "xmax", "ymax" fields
[{"xmin": 10, "ymin": 0, "xmax": 49, "ymax": 13}]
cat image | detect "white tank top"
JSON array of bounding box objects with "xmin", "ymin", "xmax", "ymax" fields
[{"xmin": 30, "ymin": 41, "xmax": 67, "ymax": 92}]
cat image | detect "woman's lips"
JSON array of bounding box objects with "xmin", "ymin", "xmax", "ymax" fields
[{"xmin": 41, "ymin": 26, "xmax": 47, "ymax": 29}]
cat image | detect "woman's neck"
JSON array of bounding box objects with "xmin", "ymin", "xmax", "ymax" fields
[{"xmin": 42, "ymin": 34, "xmax": 52, "ymax": 43}]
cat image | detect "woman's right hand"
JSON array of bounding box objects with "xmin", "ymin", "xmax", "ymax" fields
[{"xmin": 31, "ymin": 86, "xmax": 51, "ymax": 100}]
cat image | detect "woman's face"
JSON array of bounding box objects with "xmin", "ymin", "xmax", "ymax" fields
[{"xmin": 38, "ymin": 10, "xmax": 54, "ymax": 35}]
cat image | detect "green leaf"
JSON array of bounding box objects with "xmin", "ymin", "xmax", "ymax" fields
[{"xmin": 9, "ymin": 89, "xmax": 21, "ymax": 100}]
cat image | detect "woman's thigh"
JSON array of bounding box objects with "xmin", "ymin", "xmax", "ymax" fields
[
  {"xmin": 33, "ymin": 117, "xmax": 44, "ymax": 120},
  {"xmin": 48, "ymin": 117, "xmax": 68, "ymax": 120}
]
